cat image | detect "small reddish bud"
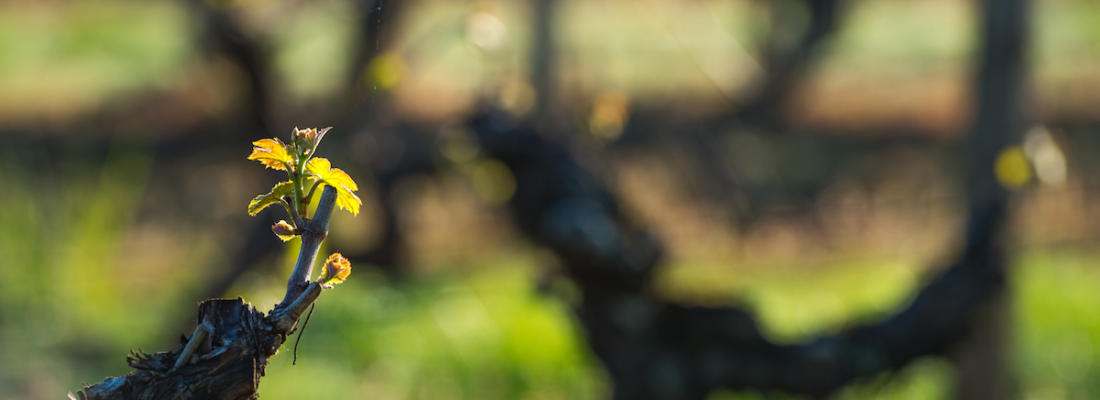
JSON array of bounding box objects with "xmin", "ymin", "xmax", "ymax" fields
[{"xmin": 272, "ymin": 220, "xmax": 297, "ymax": 241}]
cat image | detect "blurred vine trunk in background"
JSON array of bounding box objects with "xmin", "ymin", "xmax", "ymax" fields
[
  {"xmin": 730, "ymin": 0, "xmax": 843, "ymax": 128},
  {"xmin": 462, "ymin": 0, "xmax": 1030, "ymax": 398},
  {"xmin": 531, "ymin": 0, "xmax": 558, "ymax": 133},
  {"xmin": 954, "ymin": 0, "xmax": 1031, "ymax": 398},
  {"xmin": 187, "ymin": 0, "xmax": 273, "ymax": 138}
]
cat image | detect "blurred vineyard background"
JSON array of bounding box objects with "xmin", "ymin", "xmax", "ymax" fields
[{"xmin": 0, "ymin": 0, "xmax": 1099, "ymax": 399}]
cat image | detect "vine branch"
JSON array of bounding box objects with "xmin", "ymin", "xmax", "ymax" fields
[
  {"xmin": 279, "ymin": 186, "xmax": 338, "ymax": 310},
  {"xmin": 71, "ymin": 186, "xmax": 341, "ymax": 400}
]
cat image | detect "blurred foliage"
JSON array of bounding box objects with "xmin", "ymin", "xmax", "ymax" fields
[
  {"xmin": 1, "ymin": 0, "xmax": 1099, "ymax": 399},
  {"xmin": 259, "ymin": 262, "xmax": 606, "ymax": 400},
  {"xmin": 1, "ymin": 147, "xmax": 1099, "ymax": 399},
  {"xmin": 0, "ymin": 1, "xmax": 191, "ymax": 121},
  {"xmin": 4, "ymin": 161, "xmax": 1099, "ymax": 400},
  {"xmin": 1014, "ymin": 250, "xmax": 1100, "ymax": 400},
  {"xmin": 2, "ymin": 0, "xmax": 1099, "ymax": 128}
]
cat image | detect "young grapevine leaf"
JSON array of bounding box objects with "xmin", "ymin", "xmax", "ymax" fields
[
  {"xmin": 248, "ymin": 181, "xmax": 295, "ymax": 216},
  {"xmin": 306, "ymin": 158, "xmax": 362, "ymax": 215},
  {"xmin": 318, "ymin": 253, "xmax": 352, "ymax": 287},
  {"xmin": 248, "ymin": 138, "xmax": 293, "ymax": 171}
]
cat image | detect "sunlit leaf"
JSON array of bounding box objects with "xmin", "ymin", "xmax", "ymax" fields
[
  {"xmin": 248, "ymin": 181, "xmax": 295, "ymax": 216},
  {"xmin": 305, "ymin": 157, "xmax": 332, "ymax": 177},
  {"xmin": 247, "ymin": 138, "xmax": 293, "ymax": 171},
  {"xmin": 272, "ymin": 220, "xmax": 297, "ymax": 241},
  {"xmin": 306, "ymin": 158, "xmax": 362, "ymax": 216},
  {"xmin": 318, "ymin": 253, "xmax": 352, "ymax": 287}
]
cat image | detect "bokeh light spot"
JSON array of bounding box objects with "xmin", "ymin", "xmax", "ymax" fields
[
  {"xmin": 438, "ymin": 126, "xmax": 481, "ymax": 164},
  {"xmin": 466, "ymin": 11, "xmax": 507, "ymax": 51},
  {"xmin": 588, "ymin": 91, "xmax": 630, "ymax": 140},
  {"xmin": 1023, "ymin": 126, "xmax": 1067, "ymax": 186},
  {"xmin": 499, "ymin": 77, "xmax": 536, "ymax": 117},
  {"xmin": 472, "ymin": 160, "xmax": 516, "ymax": 205},
  {"xmin": 368, "ymin": 52, "xmax": 405, "ymax": 90},
  {"xmin": 995, "ymin": 146, "xmax": 1031, "ymax": 189}
]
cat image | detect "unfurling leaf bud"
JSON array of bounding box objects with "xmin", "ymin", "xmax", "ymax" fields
[
  {"xmin": 318, "ymin": 253, "xmax": 352, "ymax": 288},
  {"xmin": 294, "ymin": 127, "xmax": 331, "ymax": 154},
  {"xmin": 272, "ymin": 220, "xmax": 298, "ymax": 241}
]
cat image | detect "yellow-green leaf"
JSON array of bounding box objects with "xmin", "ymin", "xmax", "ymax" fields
[
  {"xmin": 304, "ymin": 157, "xmax": 333, "ymax": 177},
  {"xmin": 247, "ymin": 138, "xmax": 293, "ymax": 171},
  {"xmin": 248, "ymin": 181, "xmax": 295, "ymax": 216},
  {"xmin": 306, "ymin": 158, "xmax": 362, "ymax": 215},
  {"xmin": 318, "ymin": 253, "xmax": 352, "ymax": 287}
]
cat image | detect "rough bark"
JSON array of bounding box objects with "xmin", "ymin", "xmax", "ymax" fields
[{"xmin": 71, "ymin": 187, "xmax": 340, "ymax": 400}]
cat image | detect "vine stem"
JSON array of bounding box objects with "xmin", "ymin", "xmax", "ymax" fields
[{"xmin": 276, "ymin": 185, "xmax": 338, "ymax": 310}]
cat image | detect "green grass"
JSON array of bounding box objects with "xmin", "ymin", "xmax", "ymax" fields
[
  {"xmin": 242, "ymin": 247, "xmax": 1100, "ymax": 400},
  {"xmin": 1014, "ymin": 249, "xmax": 1100, "ymax": 400},
  {"xmin": 256, "ymin": 262, "xmax": 607, "ymax": 400}
]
